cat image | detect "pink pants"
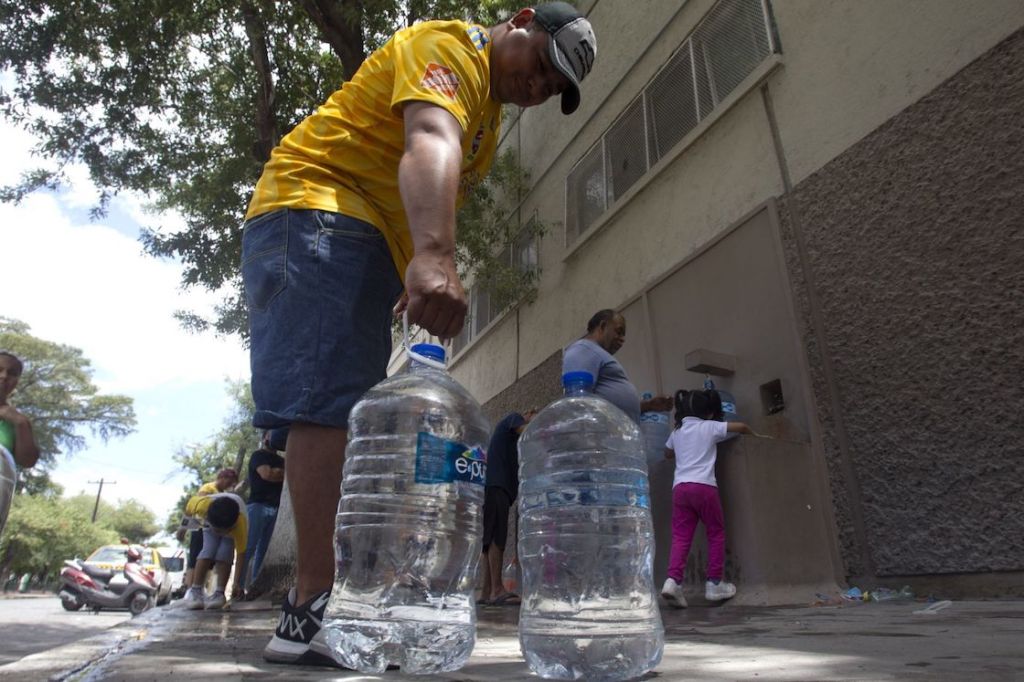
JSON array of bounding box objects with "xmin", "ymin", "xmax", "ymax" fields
[{"xmin": 667, "ymin": 482, "xmax": 726, "ymax": 582}]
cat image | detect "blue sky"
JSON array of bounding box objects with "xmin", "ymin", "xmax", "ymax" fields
[{"xmin": 1, "ymin": 116, "xmax": 251, "ymax": 528}]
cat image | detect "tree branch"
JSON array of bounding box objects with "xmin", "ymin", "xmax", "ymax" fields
[
  {"xmin": 297, "ymin": 0, "xmax": 366, "ymax": 79},
  {"xmin": 240, "ymin": 0, "xmax": 278, "ymax": 162}
]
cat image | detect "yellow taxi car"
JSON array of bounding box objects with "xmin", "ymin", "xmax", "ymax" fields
[{"xmin": 83, "ymin": 545, "xmax": 173, "ymax": 605}]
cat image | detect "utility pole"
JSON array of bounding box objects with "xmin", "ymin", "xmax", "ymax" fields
[{"xmin": 87, "ymin": 478, "xmax": 116, "ymax": 523}]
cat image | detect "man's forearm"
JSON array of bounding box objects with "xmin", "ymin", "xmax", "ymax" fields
[
  {"xmin": 398, "ymin": 102, "xmax": 468, "ymax": 339},
  {"xmin": 399, "ymin": 121, "xmax": 460, "ymax": 255}
]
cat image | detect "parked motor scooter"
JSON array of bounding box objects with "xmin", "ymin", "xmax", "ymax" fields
[{"xmin": 58, "ymin": 545, "xmax": 157, "ymax": 616}]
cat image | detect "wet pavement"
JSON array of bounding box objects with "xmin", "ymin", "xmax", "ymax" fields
[
  {"xmin": 1, "ymin": 598, "xmax": 1022, "ymax": 680},
  {"xmin": 0, "ymin": 595, "xmax": 130, "ymax": 665}
]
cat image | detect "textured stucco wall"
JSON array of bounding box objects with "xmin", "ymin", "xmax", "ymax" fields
[
  {"xmin": 480, "ymin": 350, "xmax": 562, "ymax": 425},
  {"xmin": 779, "ymin": 28, "xmax": 1024, "ymax": 577}
]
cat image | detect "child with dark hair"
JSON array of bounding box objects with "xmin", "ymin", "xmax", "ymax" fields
[
  {"xmin": 177, "ymin": 491, "xmax": 248, "ymax": 610},
  {"xmin": 660, "ymin": 388, "xmax": 752, "ymax": 608}
]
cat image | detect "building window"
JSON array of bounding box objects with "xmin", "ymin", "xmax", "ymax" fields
[
  {"xmin": 450, "ymin": 220, "xmax": 540, "ymax": 357},
  {"xmin": 565, "ymin": 143, "xmax": 606, "ymax": 246},
  {"xmin": 565, "ymin": 0, "xmax": 778, "ymax": 244}
]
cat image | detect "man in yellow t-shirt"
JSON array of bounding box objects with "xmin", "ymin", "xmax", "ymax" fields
[
  {"xmin": 174, "ymin": 467, "xmax": 239, "ymax": 605},
  {"xmin": 241, "ymin": 2, "xmax": 596, "ymax": 668},
  {"xmin": 177, "ymin": 491, "xmax": 248, "ymax": 611}
]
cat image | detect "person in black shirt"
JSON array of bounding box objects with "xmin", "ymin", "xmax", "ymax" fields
[
  {"xmin": 241, "ymin": 427, "xmax": 287, "ymax": 590},
  {"xmin": 479, "ymin": 409, "xmax": 536, "ymax": 605}
]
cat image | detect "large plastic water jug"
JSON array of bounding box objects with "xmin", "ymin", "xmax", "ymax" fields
[
  {"xmin": 323, "ymin": 343, "xmax": 491, "ymax": 674},
  {"xmin": 639, "ymin": 392, "xmax": 671, "ymax": 467},
  {"xmin": 517, "ymin": 371, "xmax": 664, "ymax": 680}
]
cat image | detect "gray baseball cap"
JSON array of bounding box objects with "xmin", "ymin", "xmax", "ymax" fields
[{"xmin": 533, "ymin": 2, "xmax": 597, "ymax": 114}]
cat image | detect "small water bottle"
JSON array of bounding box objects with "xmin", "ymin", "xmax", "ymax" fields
[
  {"xmin": 518, "ymin": 371, "xmax": 664, "ymax": 681},
  {"xmin": 323, "ymin": 343, "xmax": 491, "ymax": 674},
  {"xmin": 703, "ymin": 375, "xmax": 739, "ymax": 421},
  {"xmin": 639, "ymin": 392, "xmax": 671, "ymax": 468}
]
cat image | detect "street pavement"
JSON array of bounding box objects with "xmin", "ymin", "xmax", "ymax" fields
[
  {"xmin": 0, "ymin": 594, "xmax": 130, "ymax": 666},
  {"xmin": 1, "ymin": 595, "xmax": 1022, "ymax": 680}
]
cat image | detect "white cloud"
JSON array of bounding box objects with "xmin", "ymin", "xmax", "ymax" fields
[
  {"xmin": 2, "ymin": 100, "xmax": 251, "ymax": 525},
  {"xmin": 2, "ymin": 192, "xmax": 248, "ymax": 393},
  {"xmin": 60, "ymin": 163, "xmax": 104, "ymax": 209},
  {"xmin": 0, "ymin": 119, "xmax": 44, "ymax": 188}
]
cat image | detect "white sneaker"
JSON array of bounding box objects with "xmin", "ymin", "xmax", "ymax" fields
[
  {"xmin": 204, "ymin": 591, "xmax": 227, "ymax": 610},
  {"xmin": 181, "ymin": 588, "xmax": 205, "ymax": 610},
  {"xmin": 705, "ymin": 580, "xmax": 737, "ymax": 601},
  {"xmin": 660, "ymin": 577, "xmax": 687, "ymax": 608}
]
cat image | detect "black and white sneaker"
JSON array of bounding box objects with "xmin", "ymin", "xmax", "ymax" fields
[{"xmin": 263, "ymin": 589, "xmax": 342, "ymax": 667}]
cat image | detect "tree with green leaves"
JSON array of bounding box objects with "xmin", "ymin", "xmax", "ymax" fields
[
  {"xmin": 0, "ymin": 318, "xmax": 136, "ymax": 494},
  {"xmin": 163, "ymin": 378, "xmax": 260, "ymax": 535},
  {"xmin": 0, "ymin": 494, "xmax": 120, "ymax": 582},
  {"xmin": 63, "ymin": 493, "xmax": 159, "ymax": 543},
  {"xmin": 107, "ymin": 498, "xmax": 161, "ymax": 543},
  {"xmin": 0, "ymin": 0, "xmax": 537, "ymax": 342}
]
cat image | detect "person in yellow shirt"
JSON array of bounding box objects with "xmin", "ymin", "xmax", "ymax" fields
[
  {"xmin": 176, "ymin": 466, "xmax": 241, "ymax": 606},
  {"xmin": 177, "ymin": 491, "xmax": 248, "ymax": 611},
  {"xmin": 242, "ymin": 2, "xmax": 596, "ymax": 667},
  {"xmin": 175, "ymin": 467, "xmax": 238, "ymax": 596}
]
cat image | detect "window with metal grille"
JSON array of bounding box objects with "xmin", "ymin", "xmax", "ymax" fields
[
  {"xmin": 565, "ymin": 143, "xmax": 606, "ymax": 244},
  {"xmin": 451, "ymin": 221, "xmax": 540, "ymax": 357},
  {"xmin": 565, "ymin": 0, "xmax": 777, "ymax": 246},
  {"xmin": 471, "ymin": 286, "xmax": 491, "ymax": 337},
  {"xmin": 605, "ymin": 96, "xmax": 649, "ymax": 203},
  {"xmin": 647, "ymin": 48, "xmax": 699, "ymax": 162}
]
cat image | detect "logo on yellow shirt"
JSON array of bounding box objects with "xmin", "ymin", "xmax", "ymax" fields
[{"xmin": 421, "ymin": 62, "xmax": 460, "ymax": 100}]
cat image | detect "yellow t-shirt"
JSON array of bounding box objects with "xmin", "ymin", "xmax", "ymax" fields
[
  {"xmin": 185, "ymin": 493, "xmax": 248, "ymax": 558},
  {"xmin": 245, "ymin": 20, "xmax": 503, "ymax": 278},
  {"xmin": 197, "ymin": 482, "xmax": 219, "ymax": 496}
]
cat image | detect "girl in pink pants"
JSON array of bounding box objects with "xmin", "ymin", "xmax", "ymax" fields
[{"xmin": 660, "ymin": 388, "xmax": 751, "ymax": 608}]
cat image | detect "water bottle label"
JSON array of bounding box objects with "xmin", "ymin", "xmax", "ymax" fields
[
  {"xmin": 414, "ymin": 432, "xmax": 486, "ymax": 486},
  {"xmin": 721, "ymin": 400, "xmax": 737, "ymax": 414}
]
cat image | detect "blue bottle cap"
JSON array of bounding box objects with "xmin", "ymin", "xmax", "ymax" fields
[
  {"xmin": 411, "ymin": 343, "xmax": 446, "ymax": 362},
  {"xmin": 562, "ymin": 371, "xmax": 594, "ymax": 388}
]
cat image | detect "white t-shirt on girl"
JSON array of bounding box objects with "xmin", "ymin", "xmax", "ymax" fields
[{"xmin": 665, "ymin": 416, "xmax": 730, "ymax": 488}]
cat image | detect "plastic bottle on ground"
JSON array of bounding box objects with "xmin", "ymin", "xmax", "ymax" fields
[
  {"xmin": 517, "ymin": 371, "xmax": 664, "ymax": 681},
  {"xmin": 502, "ymin": 555, "xmax": 519, "ymax": 594},
  {"xmin": 322, "ymin": 343, "xmax": 491, "ymax": 675}
]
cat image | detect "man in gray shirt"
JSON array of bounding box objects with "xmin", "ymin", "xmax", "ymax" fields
[{"xmin": 562, "ymin": 309, "xmax": 672, "ymax": 423}]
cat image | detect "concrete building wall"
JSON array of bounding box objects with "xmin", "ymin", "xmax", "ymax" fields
[
  {"xmin": 446, "ymin": 0, "xmax": 1024, "ymax": 597},
  {"xmin": 777, "ymin": 26, "xmax": 1024, "ymax": 580},
  {"xmin": 768, "ymin": 0, "xmax": 1024, "ymax": 187}
]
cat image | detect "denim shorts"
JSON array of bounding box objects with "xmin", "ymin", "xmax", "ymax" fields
[{"xmin": 241, "ymin": 208, "xmax": 403, "ymax": 430}]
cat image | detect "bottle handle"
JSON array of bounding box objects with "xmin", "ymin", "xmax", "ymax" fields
[{"xmin": 402, "ymin": 310, "xmax": 447, "ymax": 370}]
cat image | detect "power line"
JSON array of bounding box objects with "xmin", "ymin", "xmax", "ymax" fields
[{"xmin": 71, "ymin": 453, "xmax": 183, "ymax": 478}]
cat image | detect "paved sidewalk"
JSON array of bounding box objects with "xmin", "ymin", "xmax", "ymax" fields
[{"xmin": 2, "ymin": 598, "xmax": 1022, "ymax": 680}]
